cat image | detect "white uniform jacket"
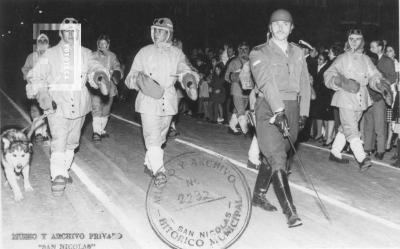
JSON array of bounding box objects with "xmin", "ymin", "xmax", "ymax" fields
[
  {"xmin": 125, "ymin": 44, "xmax": 195, "ymax": 116},
  {"xmin": 324, "ymin": 51, "xmax": 382, "ymax": 111},
  {"xmin": 21, "ymin": 52, "xmax": 42, "ymax": 80},
  {"xmin": 26, "ymin": 41, "xmax": 108, "ymax": 119}
]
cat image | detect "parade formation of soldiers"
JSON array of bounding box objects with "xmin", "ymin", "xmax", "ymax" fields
[{"xmin": 22, "ymin": 8, "xmax": 395, "ymax": 228}]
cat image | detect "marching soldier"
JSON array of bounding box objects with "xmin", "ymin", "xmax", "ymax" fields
[
  {"xmin": 125, "ymin": 18, "xmax": 199, "ymax": 186},
  {"xmin": 325, "ymin": 29, "xmax": 390, "ymax": 171},
  {"xmin": 91, "ymin": 34, "xmax": 123, "ymax": 141},
  {"xmin": 249, "ymin": 9, "xmax": 310, "ymax": 227},
  {"xmin": 22, "ymin": 33, "xmax": 51, "ymax": 143},
  {"xmin": 26, "ymin": 17, "xmax": 110, "ymax": 196}
]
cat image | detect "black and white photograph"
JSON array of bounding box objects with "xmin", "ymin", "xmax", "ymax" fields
[{"xmin": 1, "ymin": 0, "xmax": 399, "ymax": 248}]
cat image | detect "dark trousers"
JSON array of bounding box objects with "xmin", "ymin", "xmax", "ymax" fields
[
  {"xmin": 208, "ymin": 100, "xmax": 219, "ymax": 122},
  {"xmin": 333, "ymin": 107, "xmax": 340, "ymax": 134},
  {"xmin": 297, "ymin": 116, "xmax": 312, "ymax": 142},
  {"xmin": 255, "ymin": 98, "xmax": 299, "ymax": 171},
  {"xmin": 223, "ymin": 82, "xmax": 232, "ymax": 121},
  {"xmin": 363, "ymin": 99, "xmax": 387, "ymax": 153}
]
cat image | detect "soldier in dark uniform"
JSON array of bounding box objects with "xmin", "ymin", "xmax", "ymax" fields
[{"xmin": 249, "ymin": 9, "xmax": 311, "ymax": 228}]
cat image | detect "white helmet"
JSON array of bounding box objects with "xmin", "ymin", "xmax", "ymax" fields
[
  {"xmin": 151, "ymin": 17, "xmax": 173, "ymax": 44},
  {"xmin": 59, "ymin": 17, "xmax": 80, "ymax": 39},
  {"xmin": 36, "ymin": 33, "xmax": 49, "ymax": 51}
]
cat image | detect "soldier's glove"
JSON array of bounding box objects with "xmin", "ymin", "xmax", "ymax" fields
[
  {"xmin": 182, "ymin": 73, "xmax": 198, "ymax": 101},
  {"xmin": 94, "ymin": 71, "xmax": 110, "ymax": 95},
  {"xmin": 298, "ymin": 116, "xmax": 307, "ymax": 130},
  {"xmin": 377, "ymin": 78, "xmax": 393, "ymax": 106},
  {"xmin": 270, "ymin": 110, "xmax": 289, "ymax": 136},
  {"xmin": 334, "ymin": 73, "xmax": 360, "ymax": 93},
  {"xmin": 111, "ymin": 71, "xmax": 122, "ymax": 85},
  {"xmin": 36, "ymin": 90, "xmax": 54, "ymax": 112}
]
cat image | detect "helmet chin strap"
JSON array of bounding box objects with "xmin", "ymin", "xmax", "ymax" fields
[
  {"xmin": 98, "ymin": 48, "xmax": 109, "ymax": 55},
  {"xmin": 97, "ymin": 42, "xmax": 109, "ymax": 54}
]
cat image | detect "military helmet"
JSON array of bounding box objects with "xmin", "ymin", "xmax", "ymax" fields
[
  {"xmin": 347, "ymin": 28, "xmax": 363, "ymax": 37},
  {"xmin": 151, "ymin": 17, "xmax": 174, "ymax": 44},
  {"xmin": 37, "ymin": 33, "xmax": 49, "ymax": 44},
  {"xmin": 60, "ymin": 17, "xmax": 79, "ymax": 31},
  {"xmin": 59, "ymin": 17, "xmax": 79, "ymax": 38},
  {"xmin": 269, "ymin": 9, "xmax": 293, "ymax": 24},
  {"xmin": 151, "ymin": 18, "xmax": 173, "ymax": 32},
  {"xmin": 36, "ymin": 33, "xmax": 49, "ymax": 51}
]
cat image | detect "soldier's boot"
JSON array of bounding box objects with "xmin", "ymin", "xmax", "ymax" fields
[
  {"xmin": 228, "ymin": 113, "xmax": 240, "ymax": 135},
  {"xmin": 285, "ymin": 149, "xmax": 294, "ymax": 176},
  {"xmin": 92, "ymin": 117, "xmax": 102, "ymax": 142},
  {"xmin": 350, "ymin": 138, "xmax": 372, "ymax": 172},
  {"xmin": 247, "ymin": 136, "xmax": 261, "ymax": 170},
  {"xmin": 329, "ymin": 132, "xmax": 349, "ymax": 164},
  {"xmin": 238, "ymin": 115, "xmax": 249, "ymax": 135},
  {"xmin": 252, "ymin": 160, "xmax": 277, "ymax": 211},
  {"xmin": 100, "ymin": 116, "xmax": 110, "ymax": 138},
  {"xmin": 358, "ymin": 157, "xmax": 372, "ymax": 172},
  {"xmin": 273, "ymin": 169, "xmax": 302, "ymax": 228}
]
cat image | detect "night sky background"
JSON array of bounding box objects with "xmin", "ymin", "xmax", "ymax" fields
[{"xmin": 1, "ymin": 0, "xmax": 399, "ymax": 69}]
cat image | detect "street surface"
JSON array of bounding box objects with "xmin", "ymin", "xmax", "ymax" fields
[{"xmin": 1, "ymin": 67, "xmax": 400, "ymax": 248}]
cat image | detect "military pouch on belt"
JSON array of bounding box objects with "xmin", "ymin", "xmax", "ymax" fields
[{"xmin": 136, "ymin": 72, "xmax": 165, "ymax": 99}]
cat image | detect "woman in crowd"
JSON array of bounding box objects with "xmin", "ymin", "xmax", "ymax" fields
[
  {"xmin": 328, "ymin": 44, "xmax": 343, "ymax": 135},
  {"xmin": 312, "ymin": 52, "xmax": 335, "ymax": 146},
  {"xmin": 385, "ymin": 45, "xmax": 400, "ymax": 153},
  {"xmin": 311, "ymin": 53, "xmax": 333, "ymax": 143},
  {"xmin": 386, "ymin": 45, "xmax": 400, "ymax": 166}
]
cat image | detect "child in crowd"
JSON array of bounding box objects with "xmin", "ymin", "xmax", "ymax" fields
[
  {"xmin": 198, "ymin": 72, "xmax": 210, "ymax": 120},
  {"xmin": 210, "ymin": 63, "xmax": 226, "ymax": 123}
]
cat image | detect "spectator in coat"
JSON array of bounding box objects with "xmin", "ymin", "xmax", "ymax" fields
[
  {"xmin": 311, "ymin": 52, "xmax": 335, "ymax": 146},
  {"xmin": 364, "ymin": 40, "xmax": 396, "ymax": 160},
  {"xmin": 209, "ymin": 63, "xmax": 226, "ymax": 123},
  {"xmin": 384, "ymin": 45, "xmax": 400, "ymax": 152},
  {"xmin": 328, "ymin": 44, "xmax": 343, "ymax": 135},
  {"xmin": 386, "ymin": 46, "xmax": 400, "ymax": 166}
]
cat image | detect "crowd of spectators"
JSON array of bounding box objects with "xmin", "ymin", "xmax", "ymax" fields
[{"xmin": 119, "ymin": 37, "xmax": 400, "ymax": 167}]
